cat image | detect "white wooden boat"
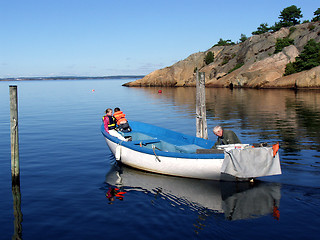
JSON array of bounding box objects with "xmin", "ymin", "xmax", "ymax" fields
[{"xmin": 101, "ymin": 121, "xmax": 281, "ymax": 181}]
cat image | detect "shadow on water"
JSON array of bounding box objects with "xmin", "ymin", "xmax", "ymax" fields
[{"xmin": 104, "ymin": 165, "xmax": 281, "ymax": 226}]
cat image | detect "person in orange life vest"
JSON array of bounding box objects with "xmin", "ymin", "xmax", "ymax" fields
[
  {"xmin": 113, "ymin": 107, "xmax": 132, "ymax": 133},
  {"xmin": 102, "ymin": 108, "xmax": 127, "ymax": 141}
]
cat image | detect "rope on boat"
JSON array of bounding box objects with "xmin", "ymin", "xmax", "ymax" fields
[{"xmin": 152, "ymin": 145, "xmax": 161, "ymax": 162}]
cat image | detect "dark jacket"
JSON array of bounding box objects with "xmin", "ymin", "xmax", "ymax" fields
[{"xmin": 214, "ymin": 130, "xmax": 241, "ymax": 147}]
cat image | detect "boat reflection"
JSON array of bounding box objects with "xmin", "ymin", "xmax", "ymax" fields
[{"xmin": 105, "ymin": 165, "xmax": 281, "ymax": 221}]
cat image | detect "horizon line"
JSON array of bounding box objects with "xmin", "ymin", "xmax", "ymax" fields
[{"xmin": 0, "ymin": 75, "xmax": 145, "ymax": 81}]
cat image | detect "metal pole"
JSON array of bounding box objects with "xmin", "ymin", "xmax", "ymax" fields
[{"xmin": 10, "ymin": 85, "xmax": 20, "ymax": 185}]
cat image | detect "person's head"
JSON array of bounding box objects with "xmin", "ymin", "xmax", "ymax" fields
[
  {"xmin": 106, "ymin": 108, "xmax": 113, "ymax": 116},
  {"xmin": 114, "ymin": 107, "xmax": 120, "ymax": 112},
  {"xmin": 213, "ymin": 126, "xmax": 223, "ymax": 137}
]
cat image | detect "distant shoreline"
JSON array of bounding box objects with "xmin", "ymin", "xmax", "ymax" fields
[{"xmin": 0, "ymin": 75, "xmax": 144, "ymax": 81}]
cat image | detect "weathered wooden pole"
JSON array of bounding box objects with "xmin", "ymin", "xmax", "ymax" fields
[
  {"xmin": 12, "ymin": 184, "xmax": 22, "ymax": 239},
  {"xmin": 10, "ymin": 85, "xmax": 20, "ymax": 185},
  {"xmin": 196, "ymin": 71, "xmax": 208, "ymax": 139},
  {"xmin": 196, "ymin": 70, "xmax": 200, "ymax": 137}
]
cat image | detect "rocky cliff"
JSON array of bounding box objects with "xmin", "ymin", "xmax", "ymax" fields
[{"xmin": 124, "ymin": 22, "xmax": 320, "ymax": 89}]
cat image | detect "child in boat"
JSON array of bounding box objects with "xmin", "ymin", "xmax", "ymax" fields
[
  {"xmin": 113, "ymin": 107, "xmax": 132, "ymax": 133},
  {"xmin": 103, "ymin": 108, "xmax": 127, "ymax": 141}
]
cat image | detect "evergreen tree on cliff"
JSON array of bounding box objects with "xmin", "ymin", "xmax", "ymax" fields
[
  {"xmin": 239, "ymin": 34, "xmax": 248, "ymax": 43},
  {"xmin": 278, "ymin": 5, "xmax": 303, "ymax": 27},
  {"xmin": 253, "ymin": 5, "xmax": 303, "ymax": 34},
  {"xmin": 312, "ymin": 8, "xmax": 320, "ymax": 22},
  {"xmin": 252, "ymin": 23, "xmax": 270, "ymax": 35},
  {"xmin": 284, "ymin": 39, "xmax": 320, "ymax": 76},
  {"xmin": 204, "ymin": 52, "xmax": 214, "ymax": 65}
]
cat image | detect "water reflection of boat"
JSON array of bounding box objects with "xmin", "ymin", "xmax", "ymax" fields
[{"xmin": 105, "ymin": 166, "xmax": 281, "ymax": 220}]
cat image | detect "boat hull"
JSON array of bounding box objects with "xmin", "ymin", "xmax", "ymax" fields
[
  {"xmin": 105, "ymin": 137, "xmax": 236, "ymax": 181},
  {"xmin": 102, "ymin": 121, "xmax": 281, "ymax": 181}
]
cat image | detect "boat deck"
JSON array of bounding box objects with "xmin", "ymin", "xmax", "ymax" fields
[{"xmin": 121, "ymin": 131, "xmax": 205, "ymax": 154}]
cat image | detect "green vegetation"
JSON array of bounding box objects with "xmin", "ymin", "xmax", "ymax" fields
[
  {"xmin": 308, "ymin": 23, "xmax": 316, "ymax": 31},
  {"xmin": 210, "ymin": 5, "xmax": 319, "ymax": 57},
  {"xmin": 252, "ymin": 23, "xmax": 270, "ymax": 35},
  {"xmin": 284, "ymin": 62, "xmax": 296, "ymax": 76},
  {"xmin": 221, "ymin": 56, "xmax": 230, "ymax": 65},
  {"xmin": 252, "ymin": 5, "xmax": 303, "ymax": 35},
  {"xmin": 209, "ymin": 5, "xmax": 320, "ymax": 76},
  {"xmin": 312, "ymin": 8, "xmax": 320, "ymax": 22},
  {"xmin": 284, "ymin": 39, "xmax": 320, "ymax": 76},
  {"xmin": 228, "ymin": 62, "xmax": 244, "ymax": 73},
  {"xmin": 204, "ymin": 51, "xmax": 214, "ymax": 65},
  {"xmin": 212, "ymin": 5, "xmax": 319, "ymax": 57},
  {"xmin": 239, "ymin": 34, "xmax": 248, "ymax": 43},
  {"xmin": 274, "ymin": 37, "xmax": 294, "ymax": 54},
  {"xmin": 269, "ymin": 21, "xmax": 283, "ymax": 32},
  {"xmin": 213, "ymin": 38, "xmax": 235, "ymax": 47},
  {"xmin": 289, "ymin": 26, "xmax": 296, "ymax": 35},
  {"xmin": 278, "ymin": 5, "xmax": 303, "ymax": 27}
]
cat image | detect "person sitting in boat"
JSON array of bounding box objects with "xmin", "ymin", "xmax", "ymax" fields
[
  {"xmin": 113, "ymin": 107, "xmax": 132, "ymax": 133},
  {"xmin": 103, "ymin": 108, "xmax": 127, "ymax": 141},
  {"xmin": 212, "ymin": 126, "xmax": 241, "ymax": 148}
]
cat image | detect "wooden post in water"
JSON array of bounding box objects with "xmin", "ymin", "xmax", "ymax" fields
[
  {"xmin": 12, "ymin": 184, "xmax": 22, "ymax": 239},
  {"xmin": 196, "ymin": 71, "xmax": 208, "ymax": 139},
  {"xmin": 10, "ymin": 85, "xmax": 20, "ymax": 185}
]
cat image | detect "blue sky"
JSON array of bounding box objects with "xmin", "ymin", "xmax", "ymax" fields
[{"xmin": 0, "ymin": 0, "xmax": 319, "ymax": 78}]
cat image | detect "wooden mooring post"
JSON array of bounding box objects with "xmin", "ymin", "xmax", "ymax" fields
[
  {"xmin": 12, "ymin": 184, "xmax": 22, "ymax": 239},
  {"xmin": 196, "ymin": 71, "xmax": 208, "ymax": 139},
  {"xmin": 10, "ymin": 85, "xmax": 20, "ymax": 185}
]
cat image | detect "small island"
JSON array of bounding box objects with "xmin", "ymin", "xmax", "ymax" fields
[{"xmin": 124, "ymin": 6, "xmax": 320, "ymax": 89}]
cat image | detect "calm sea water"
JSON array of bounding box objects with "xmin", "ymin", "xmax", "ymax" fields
[{"xmin": 1, "ymin": 79, "xmax": 320, "ymax": 239}]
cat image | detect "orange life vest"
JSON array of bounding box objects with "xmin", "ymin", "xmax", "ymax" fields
[{"xmin": 113, "ymin": 111, "xmax": 128, "ymax": 125}]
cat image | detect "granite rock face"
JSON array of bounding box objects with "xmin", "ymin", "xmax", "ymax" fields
[
  {"xmin": 263, "ymin": 65, "xmax": 320, "ymax": 89},
  {"xmin": 123, "ymin": 22, "xmax": 320, "ymax": 88}
]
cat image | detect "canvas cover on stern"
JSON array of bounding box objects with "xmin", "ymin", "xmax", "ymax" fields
[{"xmin": 221, "ymin": 147, "xmax": 282, "ymax": 178}]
